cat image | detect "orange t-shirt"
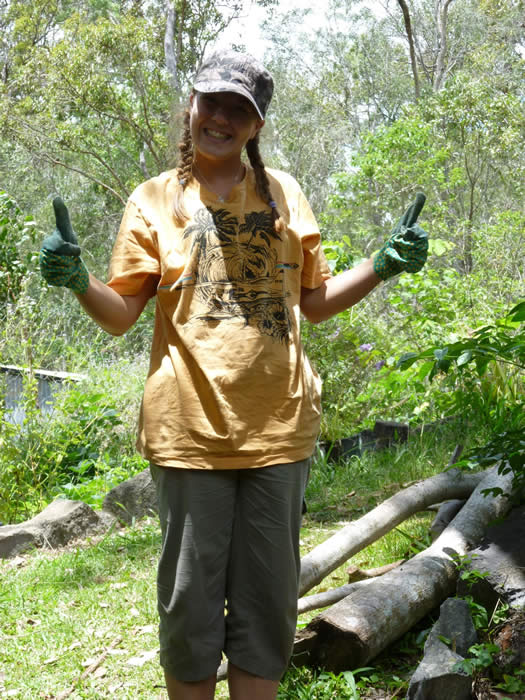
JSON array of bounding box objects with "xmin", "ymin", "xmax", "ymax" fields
[{"xmin": 107, "ymin": 166, "xmax": 331, "ymax": 469}]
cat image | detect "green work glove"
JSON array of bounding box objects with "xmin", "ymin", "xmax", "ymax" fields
[
  {"xmin": 39, "ymin": 197, "xmax": 89, "ymax": 294},
  {"xmin": 373, "ymin": 192, "xmax": 428, "ymax": 280}
]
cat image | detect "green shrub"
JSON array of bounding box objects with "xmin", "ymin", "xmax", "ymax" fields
[{"xmin": 0, "ymin": 365, "xmax": 147, "ymax": 524}]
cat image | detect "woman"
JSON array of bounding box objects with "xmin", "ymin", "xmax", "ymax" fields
[{"xmin": 40, "ymin": 50, "xmax": 428, "ymax": 700}]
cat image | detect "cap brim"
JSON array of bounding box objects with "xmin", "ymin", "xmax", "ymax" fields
[{"xmin": 193, "ymin": 80, "xmax": 265, "ymax": 120}]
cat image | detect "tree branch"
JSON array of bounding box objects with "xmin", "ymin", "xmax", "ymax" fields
[{"xmin": 397, "ymin": 0, "xmax": 420, "ymax": 100}]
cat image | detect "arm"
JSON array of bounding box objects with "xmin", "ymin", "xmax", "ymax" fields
[
  {"xmin": 300, "ymin": 257, "xmax": 381, "ymax": 324},
  {"xmin": 40, "ymin": 197, "xmax": 159, "ymax": 335},
  {"xmin": 301, "ymin": 193, "xmax": 429, "ymax": 323},
  {"xmin": 75, "ymin": 273, "xmax": 159, "ymax": 336}
]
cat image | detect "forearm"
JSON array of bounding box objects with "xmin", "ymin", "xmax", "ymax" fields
[
  {"xmin": 300, "ymin": 257, "xmax": 381, "ymax": 323},
  {"xmin": 74, "ymin": 273, "xmax": 156, "ymax": 336}
]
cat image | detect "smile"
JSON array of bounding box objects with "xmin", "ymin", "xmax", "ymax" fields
[{"xmin": 205, "ymin": 128, "xmax": 231, "ymax": 141}]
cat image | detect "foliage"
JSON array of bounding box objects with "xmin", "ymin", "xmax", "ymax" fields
[
  {"xmin": 0, "ymin": 190, "xmax": 37, "ymax": 305},
  {"xmin": 397, "ymin": 301, "xmax": 525, "ymax": 490},
  {"xmin": 454, "ymin": 642, "xmax": 501, "ymax": 676},
  {"xmin": 0, "ymin": 373, "xmax": 147, "ymax": 524},
  {"xmin": 279, "ymin": 666, "xmax": 381, "ymax": 699}
]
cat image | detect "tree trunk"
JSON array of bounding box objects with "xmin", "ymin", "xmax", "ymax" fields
[
  {"xmin": 293, "ymin": 465, "xmax": 515, "ymax": 671},
  {"xmin": 299, "ymin": 466, "xmax": 486, "ymax": 597},
  {"xmin": 434, "ymin": 0, "xmax": 456, "ymax": 92},
  {"xmin": 164, "ymin": 1, "xmax": 180, "ymax": 91},
  {"xmin": 397, "ymin": 0, "xmax": 421, "ymax": 100}
]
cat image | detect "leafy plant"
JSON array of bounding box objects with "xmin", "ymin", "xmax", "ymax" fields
[
  {"xmin": 279, "ymin": 666, "xmax": 368, "ymax": 699},
  {"xmin": 0, "ymin": 376, "xmax": 142, "ymax": 524},
  {"xmin": 453, "ymin": 642, "xmax": 501, "ymax": 675},
  {"xmin": 495, "ymin": 669, "xmax": 525, "ymax": 694},
  {"xmin": 397, "ymin": 301, "xmax": 525, "ymax": 488},
  {"xmin": 0, "ymin": 190, "xmax": 37, "ymax": 305}
]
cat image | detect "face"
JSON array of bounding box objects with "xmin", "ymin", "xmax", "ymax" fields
[{"xmin": 190, "ymin": 91, "xmax": 264, "ymax": 164}]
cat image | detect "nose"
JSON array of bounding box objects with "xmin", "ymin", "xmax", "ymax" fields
[{"xmin": 211, "ymin": 104, "xmax": 230, "ymax": 124}]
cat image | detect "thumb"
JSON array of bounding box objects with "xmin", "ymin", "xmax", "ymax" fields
[
  {"xmin": 53, "ymin": 197, "xmax": 77, "ymax": 245},
  {"xmin": 404, "ymin": 192, "xmax": 426, "ymax": 228}
]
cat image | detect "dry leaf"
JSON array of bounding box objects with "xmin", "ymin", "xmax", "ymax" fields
[
  {"xmin": 99, "ymin": 602, "xmax": 109, "ymax": 608},
  {"xmin": 93, "ymin": 666, "xmax": 106, "ymax": 679},
  {"xmin": 43, "ymin": 657, "xmax": 59, "ymax": 665},
  {"xmin": 126, "ymin": 649, "xmax": 158, "ymax": 667},
  {"xmin": 129, "ymin": 607, "xmax": 140, "ymax": 617},
  {"xmin": 10, "ymin": 556, "xmax": 26, "ymax": 568},
  {"xmin": 108, "ymin": 683, "xmax": 124, "ymax": 693},
  {"xmin": 110, "ymin": 582, "xmax": 127, "ymax": 590}
]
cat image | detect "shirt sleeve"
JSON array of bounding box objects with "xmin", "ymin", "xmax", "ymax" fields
[
  {"xmin": 107, "ymin": 196, "xmax": 161, "ymax": 296},
  {"xmin": 288, "ymin": 181, "xmax": 332, "ymax": 290}
]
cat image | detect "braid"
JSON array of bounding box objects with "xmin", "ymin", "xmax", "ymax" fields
[
  {"xmin": 173, "ymin": 108, "xmax": 193, "ymax": 225},
  {"xmin": 245, "ymin": 135, "xmax": 286, "ymax": 234}
]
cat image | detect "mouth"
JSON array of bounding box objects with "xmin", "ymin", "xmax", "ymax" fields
[{"xmin": 204, "ymin": 127, "xmax": 231, "ymax": 141}]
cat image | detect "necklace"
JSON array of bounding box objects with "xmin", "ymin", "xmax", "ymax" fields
[{"xmin": 192, "ymin": 162, "xmax": 245, "ymax": 203}]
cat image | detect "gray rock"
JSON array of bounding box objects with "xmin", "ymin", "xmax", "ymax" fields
[
  {"xmin": 407, "ymin": 598, "xmax": 476, "ymax": 700},
  {"xmin": 456, "ymin": 505, "xmax": 525, "ymax": 612},
  {"xmin": 426, "ymin": 598, "xmax": 478, "ymax": 658},
  {"xmin": 406, "ymin": 642, "xmax": 472, "ymax": 700},
  {"xmin": 372, "ymin": 419, "xmax": 410, "ymax": 447},
  {"xmin": 0, "ymin": 499, "xmax": 106, "ymax": 558},
  {"xmin": 102, "ymin": 467, "xmax": 158, "ymax": 525}
]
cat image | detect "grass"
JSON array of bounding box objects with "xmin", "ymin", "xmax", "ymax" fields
[{"xmin": 0, "ymin": 422, "xmax": 477, "ymax": 699}]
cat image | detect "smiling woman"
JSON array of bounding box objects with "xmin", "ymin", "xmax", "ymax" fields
[{"xmin": 38, "ymin": 47, "xmax": 428, "ymax": 700}]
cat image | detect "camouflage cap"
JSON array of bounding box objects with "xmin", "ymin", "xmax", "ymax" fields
[{"xmin": 193, "ymin": 51, "xmax": 274, "ymax": 119}]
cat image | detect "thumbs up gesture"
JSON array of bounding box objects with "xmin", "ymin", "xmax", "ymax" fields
[
  {"xmin": 40, "ymin": 197, "xmax": 89, "ymax": 294},
  {"xmin": 373, "ymin": 193, "xmax": 429, "ymax": 280}
]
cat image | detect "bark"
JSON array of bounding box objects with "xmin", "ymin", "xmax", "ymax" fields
[
  {"xmin": 293, "ymin": 465, "xmax": 515, "ymax": 671},
  {"xmin": 298, "ymin": 579, "xmax": 375, "ymax": 615},
  {"xmin": 397, "ymin": 0, "xmax": 420, "ymax": 100},
  {"xmin": 164, "ymin": 1, "xmax": 180, "ymax": 91},
  {"xmin": 299, "ymin": 465, "xmax": 485, "ymax": 597},
  {"xmin": 434, "ymin": 0, "xmax": 456, "ymax": 92}
]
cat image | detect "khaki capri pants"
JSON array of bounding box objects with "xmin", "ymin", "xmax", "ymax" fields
[{"xmin": 150, "ymin": 458, "xmax": 310, "ymax": 682}]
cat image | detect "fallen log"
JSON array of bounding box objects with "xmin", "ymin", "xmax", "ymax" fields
[
  {"xmin": 299, "ymin": 460, "xmax": 484, "ymax": 597},
  {"xmin": 297, "ymin": 560, "xmax": 405, "ymax": 615},
  {"xmin": 293, "ymin": 464, "xmax": 515, "ymax": 672}
]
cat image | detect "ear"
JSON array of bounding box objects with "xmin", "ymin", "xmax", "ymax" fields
[{"xmin": 252, "ymin": 119, "xmax": 265, "ymax": 139}]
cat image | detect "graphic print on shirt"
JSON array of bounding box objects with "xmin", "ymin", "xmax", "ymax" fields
[{"xmin": 179, "ymin": 206, "xmax": 298, "ymax": 343}]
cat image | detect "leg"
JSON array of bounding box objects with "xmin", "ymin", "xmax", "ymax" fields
[
  {"xmin": 164, "ymin": 671, "xmax": 216, "ymax": 700},
  {"xmin": 225, "ymin": 459, "xmax": 310, "ymax": 684},
  {"xmin": 228, "ymin": 662, "xmax": 279, "ymax": 700},
  {"xmin": 151, "ymin": 465, "xmax": 237, "ymax": 685}
]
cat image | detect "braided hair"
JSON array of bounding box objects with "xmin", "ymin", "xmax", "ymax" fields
[
  {"xmin": 173, "ymin": 106, "xmax": 285, "ymax": 234},
  {"xmin": 173, "ymin": 108, "xmax": 193, "ymax": 224},
  {"xmin": 245, "ymin": 134, "xmax": 286, "ymax": 234}
]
